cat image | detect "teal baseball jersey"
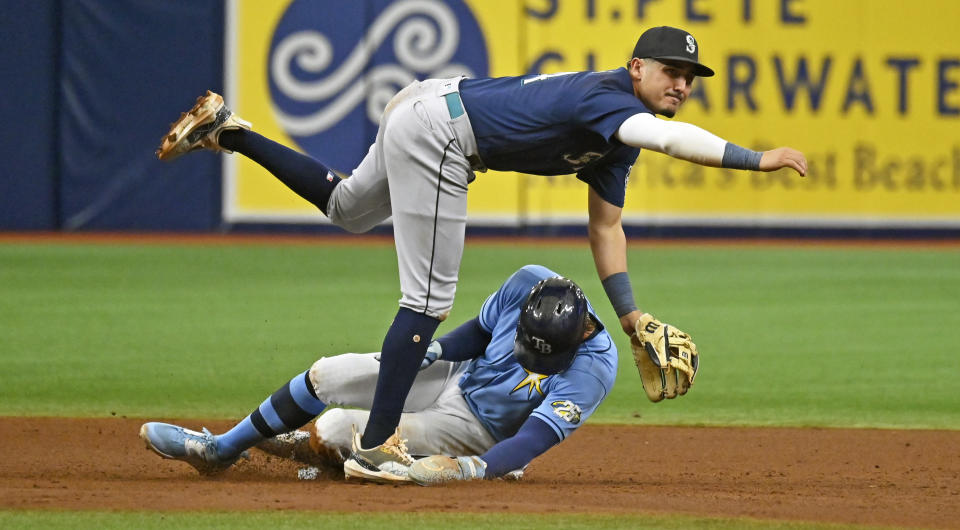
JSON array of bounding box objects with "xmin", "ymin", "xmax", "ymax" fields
[{"xmin": 458, "ymin": 265, "xmax": 618, "ymax": 442}]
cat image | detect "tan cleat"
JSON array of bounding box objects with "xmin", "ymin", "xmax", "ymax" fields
[
  {"xmin": 156, "ymin": 90, "xmax": 251, "ymax": 161},
  {"xmin": 343, "ymin": 426, "xmax": 414, "ymax": 483}
]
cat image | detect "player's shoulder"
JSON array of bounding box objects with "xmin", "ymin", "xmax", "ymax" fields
[
  {"xmin": 505, "ymin": 264, "xmax": 593, "ymax": 299},
  {"xmin": 500, "ymin": 265, "xmax": 561, "ymax": 294},
  {"xmin": 484, "ymin": 265, "xmax": 555, "ymax": 317},
  {"xmin": 584, "ymin": 67, "xmax": 634, "ymax": 91},
  {"xmin": 551, "ymin": 68, "xmax": 633, "ymax": 98},
  {"xmin": 492, "ymin": 265, "xmax": 551, "ymax": 304},
  {"xmin": 512, "ymin": 68, "xmax": 628, "ymax": 91},
  {"xmin": 515, "ymin": 264, "xmax": 558, "ymax": 281},
  {"xmin": 553, "ymin": 351, "xmax": 617, "ymax": 399},
  {"xmin": 573, "ymin": 329, "xmax": 618, "ymax": 384},
  {"xmin": 509, "ymin": 264, "xmax": 607, "ymax": 320},
  {"xmin": 574, "ymin": 68, "xmax": 651, "ymax": 120},
  {"xmin": 592, "ymin": 67, "xmax": 631, "ymax": 80}
]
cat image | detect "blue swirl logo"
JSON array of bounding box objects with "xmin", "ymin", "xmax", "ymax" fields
[{"xmin": 269, "ymin": 0, "xmax": 488, "ymax": 173}]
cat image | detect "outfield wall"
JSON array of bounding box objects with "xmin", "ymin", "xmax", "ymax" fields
[
  {"xmin": 1, "ymin": 0, "xmax": 225, "ymax": 231},
  {"xmin": 2, "ymin": 0, "xmax": 959, "ymax": 235}
]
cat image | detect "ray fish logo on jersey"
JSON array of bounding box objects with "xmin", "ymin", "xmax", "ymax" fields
[{"xmin": 268, "ymin": 0, "xmax": 488, "ymax": 173}]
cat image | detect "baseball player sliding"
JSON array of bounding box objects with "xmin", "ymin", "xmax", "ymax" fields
[
  {"xmin": 141, "ymin": 265, "xmax": 616, "ymax": 483},
  {"xmin": 155, "ymin": 26, "xmax": 805, "ymax": 481}
]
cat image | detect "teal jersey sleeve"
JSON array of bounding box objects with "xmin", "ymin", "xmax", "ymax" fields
[{"xmin": 531, "ymin": 345, "xmax": 616, "ymax": 440}]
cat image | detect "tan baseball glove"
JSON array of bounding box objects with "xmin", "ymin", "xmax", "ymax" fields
[{"xmin": 632, "ymin": 313, "xmax": 700, "ymax": 402}]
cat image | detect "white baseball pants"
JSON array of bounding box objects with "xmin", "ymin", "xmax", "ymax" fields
[
  {"xmin": 307, "ymin": 352, "xmax": 497, "ymax": 456},
  {"xmin": 325, "ymin": 78, "xmax": 481, "ymax": 320}
]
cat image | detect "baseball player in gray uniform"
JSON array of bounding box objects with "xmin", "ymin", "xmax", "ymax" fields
[
  {"xmin": 140, "ymin": 265, "xmax": 615, "ymax": 483},
  {"xmin": 156, "ymin": 26, "xmax": 806, "ymax": 481}
]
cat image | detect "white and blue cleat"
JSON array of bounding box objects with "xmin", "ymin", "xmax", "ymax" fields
[{"xmin": 139, "ymin": 422, "xmax": 245, "ymax": 475}]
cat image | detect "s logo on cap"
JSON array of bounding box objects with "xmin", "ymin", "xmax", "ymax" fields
[{"xmin": 685, "ymin": 34, "xmax": 696, "ymax": 54}]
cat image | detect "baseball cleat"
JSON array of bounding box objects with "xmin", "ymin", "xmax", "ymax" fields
[
  {"xmin": 155, "ymin": 90, "xmax": 251, "ymax": 161},
  {"xmin": 343, "ymin": 427, "xmax": 414, "ymax": 483},
  {"xmin": 139, "ymin": 422, "xmax": 244, "ymax": 475},
  {"xmin": 502, "ymin": 468, "xmax": 524, "ymax": 481},
  {"xmin": 255, "ymin": 429, "xmax": 348, "ymax": 467}
]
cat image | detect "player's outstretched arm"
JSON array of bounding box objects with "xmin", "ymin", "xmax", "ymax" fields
[
  {"xmin": 408, "ymin": 417, "xmax": 559, "ymax": 486},
  {"xmin": 434, "ymin": 317, "xmax": 491, "ymax": 362},
  {"xmin": 616, "ymin": 113, "xmax": 807, "ymax": 177},
  {"xmin": 587, "ymin": 188, "xmax": 643, "ymax": 336}
]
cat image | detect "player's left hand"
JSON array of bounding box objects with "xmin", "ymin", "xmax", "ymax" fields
[
  {"xmin": 759, "ymin": 147, "xmax": 807, "ymax": 176},
  {"xmin": 408, "ymin": 455, "xmax": 486, "ymax": 486},
  {"xmin": 420, "ymin": 340, "xmax": 442, "ymax": 370},
  {"xmin": 632, "ymin": 313, "xmax": 700, "ymax": 402},
  {"xmin": 619, "ymin": 310, "xmax": 644, "ymax": 337},
  {"xmin": 373, "ymin": 340, "xmax": 443, "ymax": 371}
]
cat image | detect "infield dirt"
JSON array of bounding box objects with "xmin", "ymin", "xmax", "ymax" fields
[{"xmin": 1, "ymin": 417, "xmax": 958, "ymax": 528}]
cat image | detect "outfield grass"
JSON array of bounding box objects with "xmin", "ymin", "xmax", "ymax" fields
[{"xmin": 1, "ymin": 240, "xmax": 958, "ymax": 429}]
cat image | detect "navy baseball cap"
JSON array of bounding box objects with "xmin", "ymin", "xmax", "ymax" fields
[{"xmin": 632, "ymin": 26, "xmax": 715, "ymax": 77}]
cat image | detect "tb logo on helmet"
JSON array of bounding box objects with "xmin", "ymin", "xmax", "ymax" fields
[
  {"xmin": 268, "ymin": 0, "xmax": 489, "ymax": 174},
  {"xmin": 514, "ymin": 277, "xmax": 589, "ymax": 375},
  {"xmin": 531, "ymin": 336, "xmax": 552, "ymax": 354}
]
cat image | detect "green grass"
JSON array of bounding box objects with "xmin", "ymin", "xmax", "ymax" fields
[
  {"xmin": 1, "ymin": 240, "xmax": 958, "ymax": 429},
  {"xmin": 0, "ymin": 510, "xmax": 897, "ymax": 530}
]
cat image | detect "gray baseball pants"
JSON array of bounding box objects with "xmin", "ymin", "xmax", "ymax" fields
[
  {"xmin": 308, "ymin": 352, "xmax": 497, "ymax": 457},
  {"xmin": 325, "ymin": 78, "xmax": 482, "ymax": 320}
]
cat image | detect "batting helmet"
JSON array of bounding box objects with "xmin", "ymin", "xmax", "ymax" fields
[{"xmin": 514, "ymin": 277, "xmax": 589, "ymax": 375}]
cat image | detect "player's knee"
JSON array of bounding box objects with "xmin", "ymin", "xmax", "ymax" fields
[
  {"xmin": 328, "ymin": 216, "xmax": 371, "ymax": 234},
  {"xmin": 313, "ymin": 408, "xmax": 355, "ymax": 452},
  {"xmin": 399, "ymin": 299, "xmax": 452, "ymax": 322},
  {"xmin": 325, "ymin": 199, "xmax": 379, "ymax": 234},
  {"xmin": 307, "ymin": 358, "xmax": 330, "ymax": 398}
]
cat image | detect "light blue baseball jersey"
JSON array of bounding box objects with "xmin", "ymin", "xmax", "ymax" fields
[
  {"xmin": 458, "ymin": 265, "xmax": 618, "ymax": 442},
  {"xmin": 458, "ymin": 68, "xmax": 649, "ymax": 207}
]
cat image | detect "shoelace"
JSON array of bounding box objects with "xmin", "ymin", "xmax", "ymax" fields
[
  {"xmin": 182, "ymin": 428, "xmax": 216, "ymax": 460},
  {"xmin": 386, "ymin": 434, "xmax": 414, "ymax": 465}
]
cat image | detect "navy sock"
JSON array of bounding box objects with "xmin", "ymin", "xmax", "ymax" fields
[
  {"xmin": 360, "ymin": 308, "xmax": 440, "ymax": 448},
  {"xmin": 218, "ymin": 129, "xmax": 341, "ymax": 214},
  {"xmin": 216, "ymin": 370, "xmax": 326, "ymax": 458}
]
